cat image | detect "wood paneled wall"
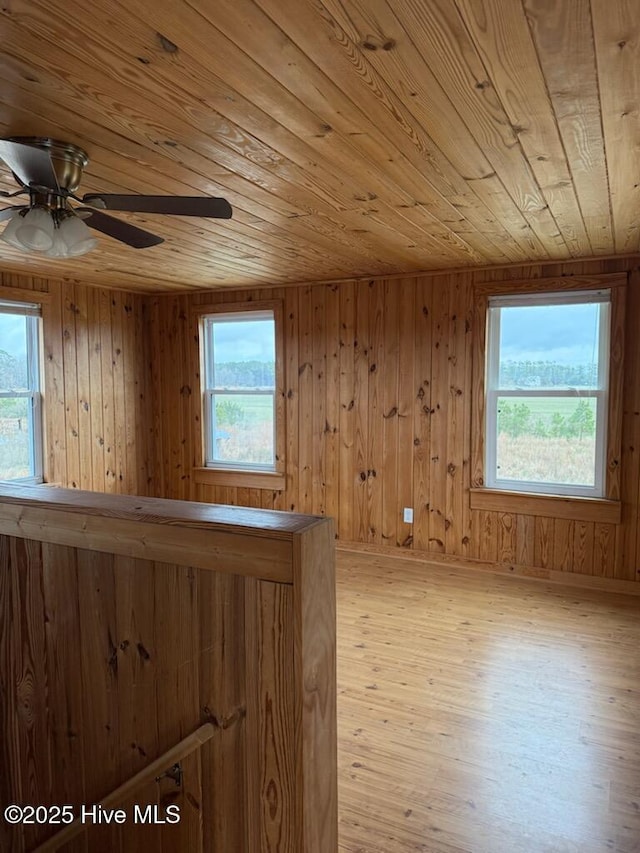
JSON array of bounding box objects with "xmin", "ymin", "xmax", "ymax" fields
[
  {"xmin": 0, "ymin": 271, "xmax": 153, "ymax": 496},
  {"xmin": 4, "ymin": 259, "xmax": 638, "ymax": 586},
  {"xmin": 148, "ymin": 258, "xmax": 640, "ymax": 585}
]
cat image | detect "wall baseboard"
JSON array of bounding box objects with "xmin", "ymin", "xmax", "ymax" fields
[{"xmin": 336, "ymin": 540, "xmax": 640, "ymax": 596}]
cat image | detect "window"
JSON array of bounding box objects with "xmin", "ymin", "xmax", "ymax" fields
[
  {"xmin": 0, "ymin": 300, "xmax": 43, "ymax": 483},
  {"xmin": 201, "ymin": 307, "xmax": 281, "ymax": 474},
  {"xmin": 485, "ymin": 289, "xmax": 610, "ymax": 498}
]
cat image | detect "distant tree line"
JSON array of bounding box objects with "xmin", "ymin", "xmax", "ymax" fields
[
  {"xmin": 499, "ymin": 400, "xmax": 595, "ymax": 440},
  {"xmin": 500, "ymin": 360, "xmax": 598, "ymax": 388},
  {"xmin": 214, "ymin": 361, "xmax": 275, "ymax": 388}
]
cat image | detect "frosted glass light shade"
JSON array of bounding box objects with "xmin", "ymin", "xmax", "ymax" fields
[
  {"xmin": 47, "ymin": 230, "xmax": 70, "ymax": 258},
  {"xmin": 1, "ymin": 208, "xmax": 99, "ymax": 258},
  {"xmin": 59, "ymin": 215, "xmax": 98, "ymax": 257},
  {"xmin": 0, "ymin": 211, "xmax": 27, "ymax": 249},
  {"xmin": 15, "ymin": 207, "xmax": 55, "ymax": 251}
]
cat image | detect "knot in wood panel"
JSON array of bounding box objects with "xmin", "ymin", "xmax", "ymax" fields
[{"xmin": 157, "ymin": 33, "xmax": 179, "ymax": 53}]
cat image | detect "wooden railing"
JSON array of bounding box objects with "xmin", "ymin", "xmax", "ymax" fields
[
  {"xmin": 0, "ymin": 484, "xmax": 337, "ymax": 853},
  {"xmin": 32, "ymin": 724, "xmax": 215, "ymax": 852}
]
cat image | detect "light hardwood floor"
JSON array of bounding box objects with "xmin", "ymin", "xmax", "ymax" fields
[{"xmin": 336, "ymin": 550, "xmax": 640, "ymax": 853}]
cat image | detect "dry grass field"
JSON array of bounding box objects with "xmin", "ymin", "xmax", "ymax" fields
[{"xmin": 496, "ymin": 434, "xmax": 595, "ymax": 486}]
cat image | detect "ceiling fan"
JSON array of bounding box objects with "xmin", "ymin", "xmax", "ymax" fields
[{"xmin": 0, "ymin": 137, "xmax": 232, "ymax": 257}]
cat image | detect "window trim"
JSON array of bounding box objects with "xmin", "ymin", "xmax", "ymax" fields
[
  {"xmin": 193, "ymin": 300, "xmax": 285, "ymax": 488},
  {"xmin": 0, "ymin": 299, "xmax": 44, "ymax": 485},
  {"xmin": 470, "ymin": 273, "xmax": 626, "ymax": 519},
  {"xmin": 485, "ymin": 289, "xmax": 610, "ymax": 498}
]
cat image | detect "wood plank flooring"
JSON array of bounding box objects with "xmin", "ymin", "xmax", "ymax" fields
[{"xmin": 336, "ymin": 550, "xmax": 640, "ymax": 853}]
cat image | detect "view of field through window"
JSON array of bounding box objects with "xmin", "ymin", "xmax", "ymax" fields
[
  {"xmin": 497, "ymin": 396, "xmax": 597, "ymax": 486},
  {"xmin": 0, "ymin": 312, "xmax": 32, "ymax": 480},
  {"xmin": 490, "ymin": 297, "xmax": 606, "ymax": 490},
  {"xmin": 206, "ymin": 314, "xmax": 275, "ymax": 468}
]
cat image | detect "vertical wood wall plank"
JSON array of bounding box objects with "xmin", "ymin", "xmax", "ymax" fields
[
  {"xmin": 338, "ymin": 282, "xmax": 356, "ymax": 541},
  {"xmin": 42, "ymin": 543, "xmax": 87, "ymax": 853},
  {"xmin": 9, "ymin": 538, "xmax": 50, "ymax": 850},
  {"xmin": 353, "ymin": 280, "xmax": 370, "ymax": 543},
  {"xmin": 200, "ymin": 571, "xmax": 248, "ymax": 853},
  {"xmin": 381, "ymin": 279, "xmax": 400, "ymax": 547},
  {"xmin": 62, "ymin": 292, "xmax": 81, "ymax": 490},
  {"xmin": 516, "ymin": 514, "xmax": 535, "ymax": 567},
  {"xmin": 87, "ymin": 287, "xmax": 106, "ymax": 494},
  {"xmin": 367, "ymin": 282, "xmax": 384, "ymax": 544},
  {"xmin": 552, "ymin": 519, "xmax": 574, "ymax": 572},
  {"xmin": 622, "ymin": 269, "xmax": 640, "ymax": 580},
  {"xmin": 113, "ymin": 557, "xmax": 160, "ymax": 792},
  {"xmin": 445, "ymin": 276, "xmax": 466, "ymax": 555},
  {"xmin": 110, "ymin": 292, "xmax": 128, "ymax": 494},
  {"xmin": 121, "ymin": 292, "xmax": 138, "ymax": 496},
  {"xmin": 293, "ymin": 520, "xmax": 337, "ymax": 853},
  {"xmin": 573, "ymin": 521, "xmax": 595, "ymax": 576},
  {"xmin": 428, "ymin": 277, "xmax": 448, "ymax": 553},
  {"xmin": 498, "ymin": 513, "xmax": 517, "ymax": 564},
  {"xmin": 76, "ymin": 549, "xmax": 120, "ymax": 853},
  {"xmin": 412, "ymin": 276, "xmax": 433, "ymax": 552},
  {"xmin": 298, "ymin": 287, "xmax": 314, "ymax": 513},
  {"xmin": 397, "ymin": 280, "xmax": 415, "ymax": 548},
  {"xmin": 312, "ymin": 286, "xmax": 327, "ymax": 516},
  {"xmin": 135, "ymin": 294, "xmax": 154, "ymax": 495},
  {"xmin": 254, "ymin": 581, "xmax": 295, "ymax": 851},
  {"xmin": 73, "ymin": 286, "xmax": 93, "ymax": 491},
  {"xmin": 0, "ymin": 535, "xmax": 23, "ymax": 853},
  {"xmin": 41, "ymin": 281, "xmax": 67, "ymax": 487},
  {"xmin": 534, "ymin": 517, "xmax": 553, "ymax": 569},
  {"xmin": 98, "ymin": 288, "xmax": 117, "ymax": 494},
  {"xmin": 325, "ymin": 284, "xmax": 340, "ymax": 526},
  {"xmin": 284, "ymin": 287, "xmax": 300, "ymax": 513}
]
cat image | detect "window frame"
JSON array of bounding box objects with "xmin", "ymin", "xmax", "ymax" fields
[
  {"xmin": 485, "ymin": 289, "xmax": 610, "ymax": 498},
  {"xmin": 0, "ymin": 299, "xmax": 44, "ymax": 485},
  {"xmin": 193, "ymin": 300, "xmax": 285, "ymax": 489},
  {"xmin": 470, "ymin": 274, "xmax": 625, "ymax": 523}
]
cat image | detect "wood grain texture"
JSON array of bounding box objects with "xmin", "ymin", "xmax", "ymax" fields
[
  {"xmin": 293, "ymin": 520, "xmax": 338, "ymax": 853},
  {"xmin": 203, "ymin": 570, "xmax": 251, "ymax": 853},
  {"xmin": 152, "ymin": 257, "xmax": 640, "ymax": 584},
  {"xmin": 0, "ymin": 483, "xmax": 326, "ymax": 583},
  {"xmin": 33, "ymin": 724, "xmax": 214, "ymax": 853},
  {"xmin": 336, "ymin": 548, "xmax": 640, "ymax": 852},
  {"xmin": 0, "ymin": 0, "xmax": 637, "ymax": 290},
  {"xmin": 0, "ymin": 487, "xmax": 336, "ymax": 853},
  {"xmin": 1, "ymin": 273, "xmax": 152, "ymax": 496},
  {"xmin": 470, "ymin": 488, "xmax": 622, "ymax": 524}
]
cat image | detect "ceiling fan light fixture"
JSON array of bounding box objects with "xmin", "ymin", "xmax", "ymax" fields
[
  {"xmin": 46, "ymin": 228, "xmax": 70, "ymax": 258},
  {"xmin": 58, "ymin": 214, "xmax": 98, "ymax": 257},
  {"xmin": 14, "ymin": 206, "xmax": 55, "ymax": 252},
  {"xmin": 0, "ymin": 137, "xmax": 233, "ymax": 256},
  {"xmin": 0, "ymin": 209, "xmax": 27, "ymax": 250}
]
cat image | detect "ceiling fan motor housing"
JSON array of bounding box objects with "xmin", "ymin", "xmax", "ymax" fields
[{"xmin": 8, "ymin": 136, "xmax": 89, "ymax": 193}]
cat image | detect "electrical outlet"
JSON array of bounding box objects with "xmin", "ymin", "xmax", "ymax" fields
[{"xmin": 403, "ymin": 507, "xmax": 413, "ymax": 524}]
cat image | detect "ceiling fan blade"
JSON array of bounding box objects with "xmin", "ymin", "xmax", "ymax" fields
[
  {"xmin": 79, "ymin": 208, "xmax": 164, "ymax": 248},
  {"xmin": 0, "ymin": 206, "xmax": 25, "ymax": 222},
  {"xmin": 82, "ymin": 193, "xmax": 232, "ymax": 218},
  {"xmin": 0, "ymin": 139, "xmax": 59, "ymax": 190}
]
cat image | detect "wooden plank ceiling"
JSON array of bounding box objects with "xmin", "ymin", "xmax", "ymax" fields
[{"xmin": 0, "ymin": 0, "xmax": 638, "ymax": 292}]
